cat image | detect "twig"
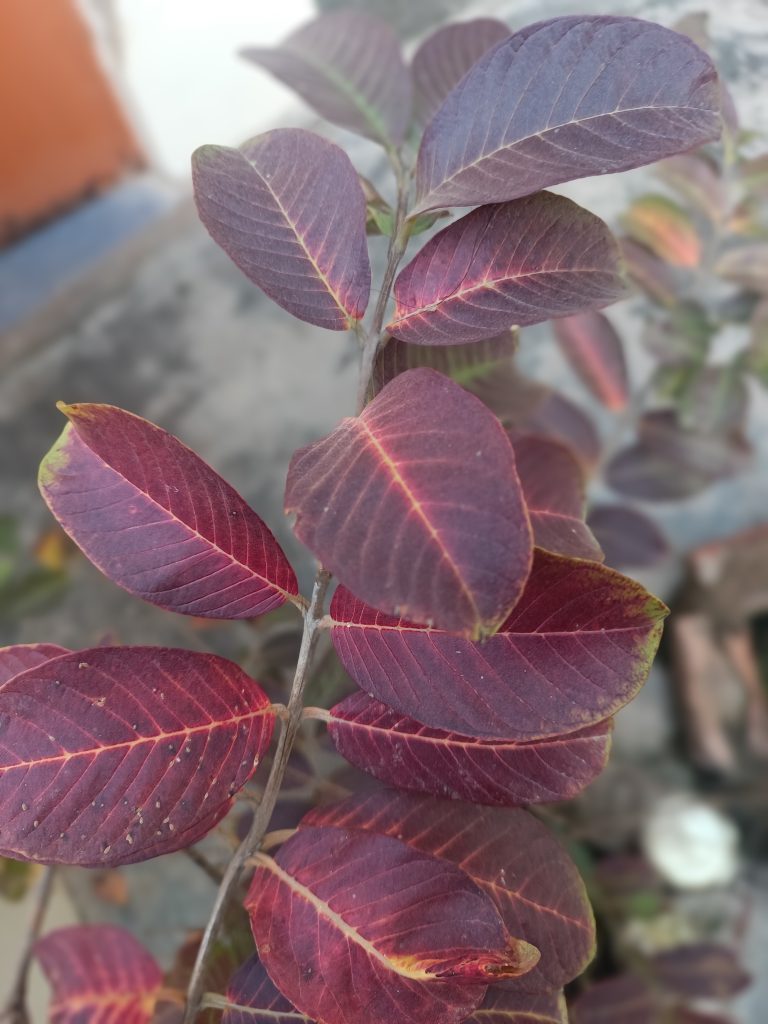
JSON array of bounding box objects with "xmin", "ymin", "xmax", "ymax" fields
[
  {"xmin": 356, "ymin": 150, "xmax": 411, "ymax": 412},
  {"xmin": 182, "ymin": 569, "xmax": 331, "ymax": 1023},
  {"xmin": 1, "ymin": 867, "xmax": 56, "ymax": 1024}
]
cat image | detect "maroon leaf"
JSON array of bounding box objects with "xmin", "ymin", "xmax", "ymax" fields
[
  {"xmin": 285, "ymin": 368, "xmax": 533, "ymax": 639},
  {"xmin": 606, "ymin": 411, "xmax": 751, "ymax": 501},
  {"xmin": 246, "ymin": 824, "xmax": 539, "ymax": 1024},
  {"xmin": 513, "ymin": 436, "xmax": 603, "ymax": 561},
  {"xmin": 389, "ymin": 194, "xmax": 627, "ymax": 346},
  {"xmin": 553, "ymin": 311, "xmax": 629, "ymax": 411},
  {"xmin": 587, "ymin": 505, "xmax": 669, "ymax": 569},
  {"xmin": 39, "ymin": 403, "xmax": 298, "ymax": 619},
  {"xmin": 414, "ymin": 16, "xmax": 720, "ymax": 213},
  {"xmin": 466, "ymin": 987, "xmax": 568, "ymax": 1023},
  {"xmin": 222, "ymin": 956, "xmax": 311, "ymax": 1024},
  {"xmin": 0, "ymin": 646, "xmax": 274, "ymax": 866},
  {"xmin": 240, "ymin": 12, "xmax": 411, "ymax": 147},
  {"xmin": 369, "ymin": 331, "xmax": 519, "ymax": 400},
  {"xmin": 192, "ymin": 129, "xmax": 370, "ymax": 330},
  {"xmin": 327, "ymin": 690, "xmax": 612, "ymax": 807},
  {"xmin": 412, "ymin": 19, "xmax": 510, "ymax": 126},
  {"xmin": 305, "ymin": 790, "xmax": 595, "ymax": 990},
  {"xmin": 569, "ymin": 974, "xmax": 656, "ymax": 1024},
  {"xmin": 330, "ymin": 548, "xmax": 666, "ymax": 741},
  {"xmin": 652, "ymin": 945, "xmax": 750, "ymax": 1000},
  {"xmin": 0, "ymin": 643, "xmax": 70, "ymax": 688},
  {"xmin": 35, "ymin": 924, "xmax": 163, "ymax": 1024}
]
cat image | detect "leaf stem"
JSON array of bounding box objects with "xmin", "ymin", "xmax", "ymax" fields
[
  {"xmin": 356, "ymin": 150, "xmax": 411, "ymax": 412},
  {"xmin": 182, "ymin": 568, "xmax": 331, "ymax": 1023},
  {"xmin": 0, "ymin": 866, "xmax": 56, "ymax": 1024}
]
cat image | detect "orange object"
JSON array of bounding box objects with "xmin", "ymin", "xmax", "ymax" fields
[{"xmin": 0, "ymin": 0, "xmax": 143, "ymax": 245}]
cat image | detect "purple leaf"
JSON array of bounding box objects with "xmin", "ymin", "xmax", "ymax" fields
[
  {"xmin": 414, "ymin": 16, "xmax": 720, "ymax": 213},
  {"xmin": 285, "ymin": 368, "xmax": 533, "ymax": 639},
  {"xmin": 305, "ymin": 791, "xmax": 595, "ymax": 991},
  {"xmin": 389, "ymin": 194, "xmax": 627, "ymax": 345},
  {"xmin": 412, "ymin": 19, "xmax": 510, "ymax": 126},
  {"xmin": 0, "ymin": 644, "xmax": 70, "ymax": 688},
  {"xmin": 222, "ymin": 956, "xmax": 310, "ymax": 1024},
  {"xmin": 328, "ymin": 690, "xmax": 612, "ymax": 807},
  {"xmin": 466, "ymin": 987, "xmax": 568, "ymax": 1023},
  {"xmin": 329, "ymin": 548, "xmax": 667, "ymax": 741},
  {"xmin": 652, "ymin": 944, "xmax": 750, "ymax": 1000},
  {"xmin": 514, "ymin": 435, "xmax": 603, "ymax": 561},
  {"xmin": 193, "ymin": 129, "xmax": 370, "ymax": 330},
  {"xmin": 553, "ymin": 311, "xmax": 629, "ymax": 411},
  {"xmin": 39, "ymin": 403, "xmax": 298, "ymax": 619},
  {"xmin": 241, "ymin": 11, "xmax": 411, "ymax": 147},
  {"xmin": 587, "ymin": 505, "xmax": 669, "ymax": 569},
  {"xmin": 570, "ymin": 974, "xmax": 656, "ymax": 1024},
  {"xmin": 606, "ymin": 411, "xmax": 751, "ymax": 501}
]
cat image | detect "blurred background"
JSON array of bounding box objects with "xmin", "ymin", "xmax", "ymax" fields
[{"xmin": 1, "ymin": 1, "xmax": 767, "ymax": 1022}]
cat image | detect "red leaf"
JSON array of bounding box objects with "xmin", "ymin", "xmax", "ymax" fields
[
  {"xmin": 553, "ymin": 311, "xmax": 629, "ymax": 411},
  {"xmin": 39, "ymin": 403, "xmax": 298, "ymax": 619},
  {"xmin": 327, "ymin": 691, "xmax": 612, "ymax": 806},
  {"xmin": 246, "ymin": 825, "xmax": 539, "ymax": 1024},
  {"xmin": 35, "ymin": 924, "xmax": 163, "ymax": 1024},
  {"xmin": 652, "ymin": 944, "xmax": 750, "ymax": 1000},
  {"xmin": 412, "ymin": 19, "xmax": 510, "ymax": 126},
  {"xmin": 389, "ymin": 194, "xmax": 626, "ymax": 345},
  {"xmin": 587, "ymin": 505, "xmax": 669, "ymax": 569},
  {"xmin": 414, "ymin": 16, "xmax": 720, "ymax": 213},
  {"xmin": 513, "ymin": 436, "xmax": 603, "ymax": 561},
  {"xmin": 569, "ymin": 974, "xmax": 655, "ymax": 1024},
  {"xmin": 466, "ymin": 987, "xmax": 568, "ymax": 1023},
  {"xmin": 330, "ymin": 548, "xmax": 666, "ymax": 740},
  {"xmin": 193, "ymin": 129, "xmax": 370, "ymax": 330},
  {"xmin": 241, "ymin": 12, "xmax": 411, "ymax": 147},
  {"xmin": 304, "ymin": 791, "xmax": 594, "ymax": 990},
  {"xmin": 0, "ymin": 646, "xmax": 274, "ymax": 866},
  {"xmin": 285, "ymin": 368, "xmax": 533, "ymax": 639},
  {"xmin": 222, "ymin": 956, "xmax": 312, "ymax": 1024},
  {"xmin": 0, "ymin": 644, "xmax": 70, "ymax": 688}
]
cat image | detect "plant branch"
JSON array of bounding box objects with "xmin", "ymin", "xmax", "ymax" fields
[
  {"xmin": 356, "ymin": 151, "xmax": 411, "ymax": 412},
  {"xmin": 182, "ymin": 568, "xmax": 331, "ymax": 1023},
  {"xmin": 1, "ymin": 867, "xmax": 56, "ymax": 1024}
]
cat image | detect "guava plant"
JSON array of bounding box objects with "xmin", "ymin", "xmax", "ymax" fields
[{"xmin": 0, "ymin": 11, "xmax": 725, "ymax": 1024}]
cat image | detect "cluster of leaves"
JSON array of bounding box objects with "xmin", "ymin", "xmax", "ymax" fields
[
  {"xmin": 536, "ymin": 13, "xmax": 768, "ymax": 551},
  {"xmin": 569, "ymin": 852, "xmax": 750, "ymax": 1024},
  {"xmin": 0, "ymin": 9, "xmax": 732, "ymax": 1024}
]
